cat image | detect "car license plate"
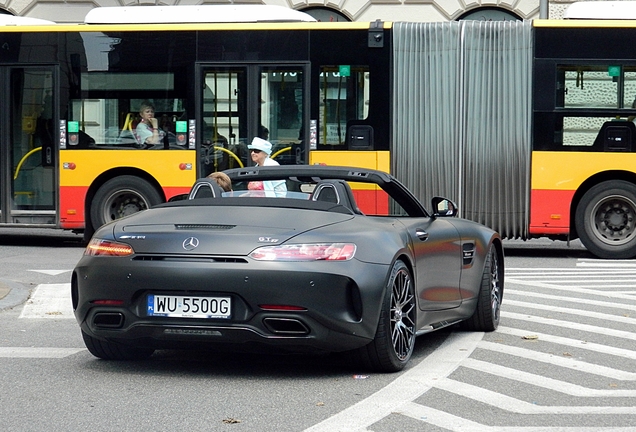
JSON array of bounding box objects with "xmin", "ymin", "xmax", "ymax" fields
[{"xmin": 147, "ymin": 295, "xmax": 231, "ymax": 319}]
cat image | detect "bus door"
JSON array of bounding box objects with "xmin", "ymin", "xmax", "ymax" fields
[
  {"xmin": 0, "ymin": 67, "xmax": 56, "ymax": 226},
  {"xmin": 199, "ymin": 64, "xmax": 308, "ymax": 175}
]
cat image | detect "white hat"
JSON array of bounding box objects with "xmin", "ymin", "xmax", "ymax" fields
[{"xmin": 248, "ymin": 137, "xmax": 272, "ymax": 155}]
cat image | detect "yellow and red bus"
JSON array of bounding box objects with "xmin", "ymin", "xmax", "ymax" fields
[
  {"xmin": 1, "ymin": 6, "xmax": 390, "ymax": 241},
  {"xmin": 3, "ymin": 5, "xmax": 636, "ymax": 259}
]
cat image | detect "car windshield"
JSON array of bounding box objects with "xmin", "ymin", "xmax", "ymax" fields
[{"xmin": 221, "ymin": 191, "xmax": 311, "ymax": 200}]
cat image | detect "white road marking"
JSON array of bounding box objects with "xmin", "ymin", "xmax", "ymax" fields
[
  {"xmin": 461, "ymin": 358, "xmax": 636, "ymax": 397},
  {"xmin": 19, "ymin": 283, "xmax": 74, "ymax": 319},
  {"xmin": 0, "ymin": 347, "xmax": 84, "ymax": 358},
  {"xmin": 577, "ymin": 261, "xmax": 636, "ymax": 268},
  {"xmin": 504, "ymin": 299, "xmax": 636, "ymax": 324},
  {"xmin": 28, "ymin": 269, "xmax": 72, "ymax": 276},
  {"xmin": 398, "ymin": 402, "xmax": 636, "ymax": 431},
  {"xmin": 303, "ymin": 331, "xmax": 484, "ymax": 432},
  {"xmin": 503, "ymin": 278, "xmax": 636, "ymax": 300},
  {"xmin": 502, "ymin": 311, "xmax": 636, "ymax": 341},
  {"xmin": 478, "ymin": 341, "xmax": 636, "ymax": 380},
  {"xmin": 496, "ymin": 326, "xmax": 636, "ymax": 360},
  {"xmin": 505, "ymin": 289, "xmax": 636, "ymax": 311},
  {"xmin": 434, "ymin": 379, "xmax": 636, "ymax": 414}
]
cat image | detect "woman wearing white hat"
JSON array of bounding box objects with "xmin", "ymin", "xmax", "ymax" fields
[{"xmin": 247, "ymin": 137, "xmax": 287, "ymax": 195}]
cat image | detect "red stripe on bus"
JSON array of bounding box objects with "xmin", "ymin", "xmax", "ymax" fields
[
  {"xmin": 529, "ymin": 189, "xmax": 574, "ymax": 235},
  {"xmin": 59, "ymin": 186, "xmax": 88, "ymax": 228},
  {"xmin": 352, "ymin": 189, "xmax": 388, "ymax": 215}
]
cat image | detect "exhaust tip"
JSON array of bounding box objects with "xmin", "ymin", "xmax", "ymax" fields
[
  {"xmin": 263, "ymin": 317, "xmax": 310, "ymax": 335},
  {"xmin": 93, "ymin": 312, "xmax": 124, "ymax": 329}
]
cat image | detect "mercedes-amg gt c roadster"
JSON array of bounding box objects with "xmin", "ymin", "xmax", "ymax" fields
[{"xmin": 73, "ymin": 165, "xmax": 504, "ymax": 372}]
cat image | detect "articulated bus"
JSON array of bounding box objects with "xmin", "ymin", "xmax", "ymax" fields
[{"xmin": 3, "ymin": 5, "xmax": 636, "ymax": 259}]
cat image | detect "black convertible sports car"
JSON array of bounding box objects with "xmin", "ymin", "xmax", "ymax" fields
[{"xmin": 72, "ymin": 165, "xmax": 504, "ymax": 372}]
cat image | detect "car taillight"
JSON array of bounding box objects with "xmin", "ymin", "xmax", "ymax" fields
[
  {"xmin": 92, "ymin": 299, "xmax": 125, "ymax": 306},
  {"xmin": 249, "ymin": 243, "xmax": 356, "ymax": 261},
  {"xmin": 259, "ymin": 304, "xmax": 307, "ymax": 311},
  {"xmin": 85, "ymin": 239, "xmax": 134, "ymax": 257}
]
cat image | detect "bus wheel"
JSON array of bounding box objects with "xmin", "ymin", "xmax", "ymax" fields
[
  {"xmin": 90, "ymin": 176, "xmax": 162, "ymax": 230},
  {"xmin": 575, "ymin": 180, "xmax": 636, "ymax": 259}
]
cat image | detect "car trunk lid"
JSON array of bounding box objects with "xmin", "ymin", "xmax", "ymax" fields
[{"xmin": 111, "ymin": 205, "xmax": 353, "ymax": 255}]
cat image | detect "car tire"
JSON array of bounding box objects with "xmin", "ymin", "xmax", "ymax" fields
[
  {"xmin": 356, "ymin": 260, "xmax": 416, "ymax": 372},
  {"xmin": 575, "ymin": 180, "xmax": 636, "ymax": 259},
  {"xmin": 90, "ymin": 176, "xmax": 162, "ymax": 231},
  {"xmin": 82, "ymin": 330, "xmax": 154, "ymax": 360},
  {"xmin": 461, "ymin": 244, "xmax": 502, "ymax": 332}
]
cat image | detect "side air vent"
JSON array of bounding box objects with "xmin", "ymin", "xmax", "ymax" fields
[
  {"xmin": 462, "ymin": 242, "xmax": 476, "ymax": 266},
  {"xmin": 175, "ymin": 224, "xmax": 235, "ymax": 230}
]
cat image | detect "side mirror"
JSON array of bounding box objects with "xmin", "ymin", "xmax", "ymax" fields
[{"xmin": 431, "ymin": 196, "xmax": 458, "ymax": 218}]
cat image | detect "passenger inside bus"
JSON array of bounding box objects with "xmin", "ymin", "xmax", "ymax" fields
[{"xmin": 135, "ymin": 100, "xmax": 166, "ymax": 146}]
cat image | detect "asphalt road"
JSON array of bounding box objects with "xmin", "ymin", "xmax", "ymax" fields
[{"xmin": 1, "ymin": 229, "xmax": 635, "ymax": 431}]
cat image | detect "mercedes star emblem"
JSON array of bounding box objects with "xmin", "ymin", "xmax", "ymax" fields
[{"xmin": 182, "ymin": 237, "xmax": 200, "ymax": 251}]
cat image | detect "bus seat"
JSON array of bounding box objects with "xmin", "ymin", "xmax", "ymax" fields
[
  {"xmin": 120, "ymin": 112, "xmax": 142, "ymax": 145},
  {"xmin": 593, "ymin": 121, "xmax": 634, "ymax": 152}
]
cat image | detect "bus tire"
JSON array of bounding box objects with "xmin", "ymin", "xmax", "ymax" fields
[
  {"xmin": 575, "ymin": 180, "xmax": 636, "ymax": 259},
  {"xmin": 90, "ymin": 176, "xmax": 162, "ymax": 231}
]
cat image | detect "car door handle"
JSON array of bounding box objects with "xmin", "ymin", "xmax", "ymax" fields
[{"xmin": 415, "ymin": 229, "xmax": 429, "ymax": 241}]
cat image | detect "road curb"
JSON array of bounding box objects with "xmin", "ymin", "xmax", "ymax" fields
[{"xmin": 0, "ymin": 279, "xmax": 30, "ymax": 311}]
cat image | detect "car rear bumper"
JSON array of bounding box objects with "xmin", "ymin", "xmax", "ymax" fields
[{"xmin": 72, "ymin": 256, "xmax": 390, "ymax": 353}]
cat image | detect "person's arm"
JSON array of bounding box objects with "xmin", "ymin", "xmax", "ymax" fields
[
  {"xmin": 146, "ymin": 118, "xmax": 160, "ymax": 144},
  {"xmin": 136, "ymin": 120, "xmax": 160, "ymax": 145}
]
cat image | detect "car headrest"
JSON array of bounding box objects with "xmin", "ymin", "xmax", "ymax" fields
[
  {"xmin": 312, "ymin": 179, "xmax": 363, "ymax": 215},
  {"xmin": 188, "ymin": 178, "xmax": 224, "ymax": 200}
]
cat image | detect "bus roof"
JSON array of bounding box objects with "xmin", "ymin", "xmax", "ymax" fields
[
  {"xmin": 0, "ymin": 15, "xmax": 55, "ymax": 26},
  {"xmin": 564, "ymin": 1, "xmax": 636, "ymax": 19},
  {"xmin": 84, "ymin": 5, "xmax": 317, "ymax": 24}
]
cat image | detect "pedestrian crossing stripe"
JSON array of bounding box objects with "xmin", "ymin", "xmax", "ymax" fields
[
  {"xmin": 19, "ymin": 283, "xmax": 74, "ymax": 319},
  {"xmin": 0, "ymin": 347, "xmax": 84, "ymax": 358}
]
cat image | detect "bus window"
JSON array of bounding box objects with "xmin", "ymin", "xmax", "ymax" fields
[
  {"xmin": 67, "ymin": 72, "xmax": 187, "ymax": 150},
  {"xmin": 202, "ymin": 69, "xmax": 247, "ymax": 174},
  {"xmin": 562, "ymin": 116, "xmax": 621, "ymax": 147},
  {"xmin": 260, "ymin": 67, "xmax": 304, "ymax": 164},
  {"xmin": 558, "ymin": 65, "xmax": 619, "ymax": 109},
  {"xmin": 318, "ymin": 65, "xmax": 369, "ymax": 147},
  {"xmin": 9, "ymin": 68, "xmax": 56, "ymax": 220},
  {"xmin": 624, "ymin": 68, "xmax": 636, "ymax": 108}
]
